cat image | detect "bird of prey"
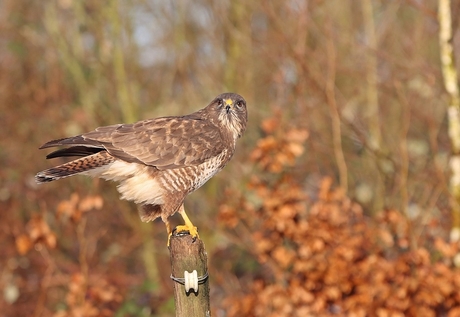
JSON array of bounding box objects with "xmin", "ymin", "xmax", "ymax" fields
[{"xmin": 36, "ymin": 92, "xmax": 247, "ymax": 241}]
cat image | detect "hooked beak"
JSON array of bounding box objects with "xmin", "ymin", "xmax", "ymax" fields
[{"xmin": 224, "ymin": 99, "xmax": 233, "ymax": 113}]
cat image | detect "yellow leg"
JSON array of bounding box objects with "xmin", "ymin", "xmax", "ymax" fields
[
  {"xmin": 166, "ymin": 219, "xmax": 172, "ymax": 246},
  {"xmin": 175, "ymin": 204, "xmax": 199, "ymax": 239}
]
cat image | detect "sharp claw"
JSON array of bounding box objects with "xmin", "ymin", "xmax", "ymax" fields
[
  {"xmin": 174, "ymin": 224, "xmax": 199, "ymax": 240},
  {"xmin": 167, "ymin": 205, "xmax": 199, "ymax": 245},
  {"xmin": 174, "ymin": 204, "xmax": 199, "ymax": 241}
]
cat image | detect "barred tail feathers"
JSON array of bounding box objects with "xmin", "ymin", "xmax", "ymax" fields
[{"xmin": 35, "ymin": 152, "xmax": 115, "ymax": 183}]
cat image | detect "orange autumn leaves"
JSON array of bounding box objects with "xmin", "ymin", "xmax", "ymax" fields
[
  {"xmin": 56, "ymin": 193, "xmax": 103, "ymax": 222},
  {"xmin": 53, "ymin": 273, "xmax": 122, "ymax": 317},
  {"xmin": 15, "ymin": 194, "xmax": 103, "ymax": 255},
  {"xmin": 222, "ymin": 117, "xmax": 460, "ymax": 317},
  {"xmin": 15, "ymin": 215, "xmax": 57, "ymax": 255},
  {"xmin": 14, "ymin": 114, "xmax": 460, "ymax": 316},
  {"xmin": 250, "ymin": 114, "xmax": 308, "ymax": 173},
  {"xmin": 14, "ymin": 193, "xmax": 121, "ymax": 317}
]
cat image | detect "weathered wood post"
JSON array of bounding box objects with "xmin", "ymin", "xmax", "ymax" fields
[{"xmin": 169, "ymin": 232, "xmax": 210, "ymax": 316}]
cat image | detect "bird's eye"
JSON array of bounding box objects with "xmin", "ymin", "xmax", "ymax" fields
[
  {"xmin": 217, "ymin": 99, "xmax": 223, "ymax": 107},
  {"xmin": 236, "ymin": 100, "xmax": 244, "ymax": 108}
]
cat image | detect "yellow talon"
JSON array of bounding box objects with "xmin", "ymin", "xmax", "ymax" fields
[
  {"xmin": 176, "ymin": 204, "xmax": 199, "ymax": 239},
  {"xmin": 174, "ymin": 224, "xmax": 199, "ymax": 239},
  {"xmin": 167, "ymin": 205, "xmax": 199, "ymax": 246}
]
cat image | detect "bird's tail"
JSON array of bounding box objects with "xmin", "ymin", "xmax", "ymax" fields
[{"xmin": 35, "ymin": 151, "xmax": 115, "ymax": 183}]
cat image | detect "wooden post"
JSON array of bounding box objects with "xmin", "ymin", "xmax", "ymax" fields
[{"xmin": 169, "ymin": 232, "xmax": 210, "ymax": 317}]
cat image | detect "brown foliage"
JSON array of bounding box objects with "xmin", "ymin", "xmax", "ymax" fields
[
  {"xmin": 222, "ymin": 118, "xmax": 460, "ymax": 317},
  {"xmin": 56, "ymin": 193, "xmax": 104, "ymax": 223},
  {"xmin": 250, "ymin": 113, "xmax": 309, "ymax": 173},
  {"xmin": 1, "ymin": 1, "xmax": 458, "ymax": 316},
  {"xmin": 53, "ymin": 273, "xmax": 122, "ymax": 317},
  {"xmin": 15, "ymin": 215, "xmax": 57, "ymax": 255}
]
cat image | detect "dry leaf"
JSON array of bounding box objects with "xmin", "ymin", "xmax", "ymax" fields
[{"xmin": 15, "ymin": 234, "xmax": 32, "ymax": 255}]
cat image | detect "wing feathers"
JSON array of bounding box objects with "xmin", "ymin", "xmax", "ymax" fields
[
  {"xmin": 46, "ymin": 146, "xmax": 103, "ymax": 159},
  {"xmin": 106, "ymin": 117, "xmax": 226, "ymax": 169},
  {"xmin": 39, "ymin": 135, "xmax": 105, "ymax": 150},
  {"xmin": 40, "ymin": 114, "xmax": 227, "ymax": 170}
]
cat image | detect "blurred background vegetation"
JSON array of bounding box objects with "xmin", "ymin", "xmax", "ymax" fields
[{"xmin": 2, "ymin": 0, "xmax": 460, "ymax": 316}]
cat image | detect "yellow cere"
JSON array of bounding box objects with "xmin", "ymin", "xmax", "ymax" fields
[{"xmin": 224, "ymin": 99, "xmax": 233, "ymax": 106}]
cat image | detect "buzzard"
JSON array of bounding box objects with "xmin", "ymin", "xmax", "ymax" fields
[{"xmin": 36, "ymin": 92, "xmax": 248, "ymax": 241}]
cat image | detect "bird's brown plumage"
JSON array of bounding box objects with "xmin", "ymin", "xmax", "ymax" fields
[{"xmin": 36, "ymin": 92, "xmax": 247, "ymax": 236}]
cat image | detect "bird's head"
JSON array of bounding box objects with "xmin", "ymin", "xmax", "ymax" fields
[{"xmin": 207, "ymin": 92, "xmax": 248, "ymax": 139}]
